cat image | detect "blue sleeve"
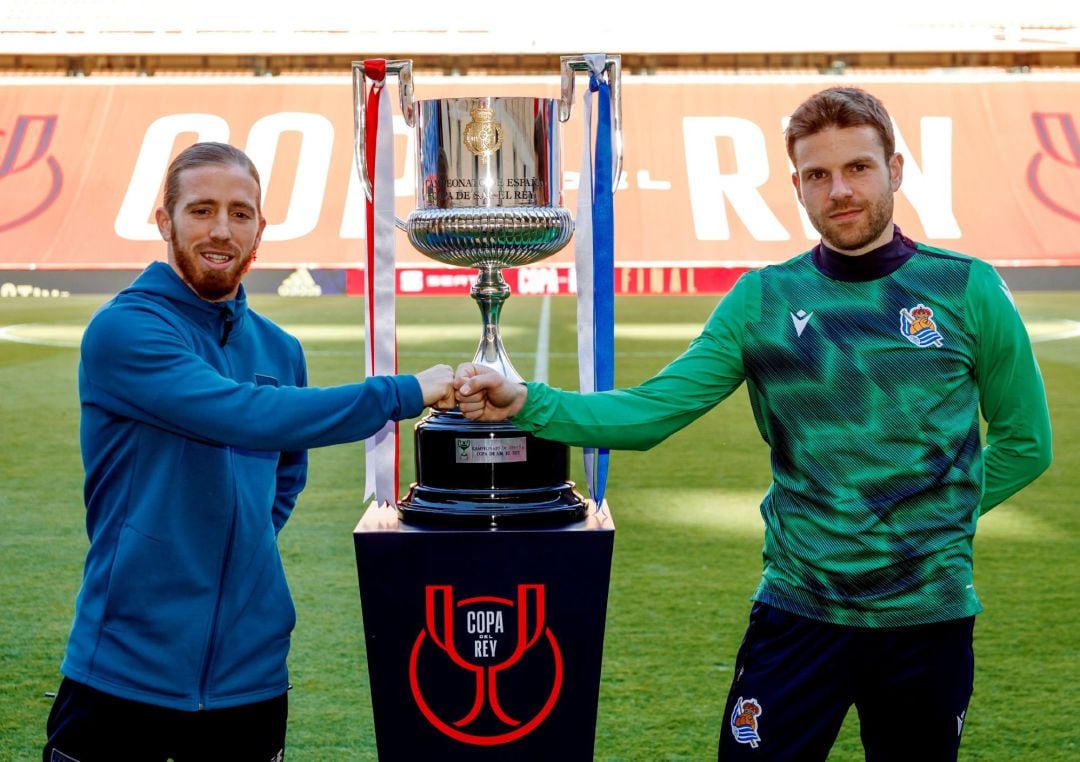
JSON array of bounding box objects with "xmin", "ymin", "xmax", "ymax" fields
[
  {"xmin": 272, "ymin": 351, "xmax": 309, "ymax": 534},
  {"xmin": 80, "ymin": 302, "xmax": 425, "ymax": 452},
  {"xmin": 272, "ymin": 448, "xmax": 307, "ymax": 534}
]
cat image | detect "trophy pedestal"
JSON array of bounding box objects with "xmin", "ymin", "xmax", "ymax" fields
[
  {"xmin": 399, "ymin": 410, "xmax": 587, "ymax": 528},
  {"xmin": 354, "ymin": 501, "xmax": 614, "ymax": 761}
]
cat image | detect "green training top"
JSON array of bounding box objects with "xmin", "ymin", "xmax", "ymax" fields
[{"xmin": 514, "ymin": 236, "xmax": 1052, "ymax": 627}]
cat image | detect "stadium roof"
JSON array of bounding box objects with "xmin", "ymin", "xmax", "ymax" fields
[{"xmin": 1, "ymin": 0, "xmax": 1077, "ymax": 56}]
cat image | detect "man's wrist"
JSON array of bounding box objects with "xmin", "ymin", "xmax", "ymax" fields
[{"xmin": 508, "ymin": 382, "xmax": 529, "ymax": 418}]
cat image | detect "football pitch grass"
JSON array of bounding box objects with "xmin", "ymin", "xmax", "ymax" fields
[{"xmin": 1, "ymin": 291, "xmax": 1077, "ymax": 760}]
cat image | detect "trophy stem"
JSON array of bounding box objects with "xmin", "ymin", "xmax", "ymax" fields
[{"xmin": 471, "ymin": 265, "xmax": 523, "ymax": 382}]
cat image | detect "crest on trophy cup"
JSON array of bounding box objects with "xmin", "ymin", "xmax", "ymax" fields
[{"xmin": 463, "ymin": 106, "xmax": 504, "ymax": 157}]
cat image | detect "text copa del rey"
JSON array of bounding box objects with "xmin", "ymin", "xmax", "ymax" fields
[{"xmin": 468, "ymin": 610, "xmax": 505, "ymax": 659}]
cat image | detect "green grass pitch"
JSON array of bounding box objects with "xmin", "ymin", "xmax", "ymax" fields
[{"xmin": 1, "ymin": 291, "xmax": 1076, "ymax": 760}]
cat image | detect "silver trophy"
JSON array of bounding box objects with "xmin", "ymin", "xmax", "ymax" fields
[{"xmin": 353, "ymin": 56, "xmax": 622, "ymax": 527}]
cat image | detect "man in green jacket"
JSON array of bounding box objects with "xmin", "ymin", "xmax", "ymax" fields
[{"xmin": 454, "ymin": 87, "xmax": 1052, "ymax": 760}]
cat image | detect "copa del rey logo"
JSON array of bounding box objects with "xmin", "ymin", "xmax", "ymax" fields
[
  {"xmin": 409, "ymin": 584, "xmax": 564, "ymax": 746},
  {"xmin": 1, "ymin": 115, "xmax": 63, "ymax": 233}
]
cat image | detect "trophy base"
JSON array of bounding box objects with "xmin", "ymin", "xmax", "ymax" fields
[
  {"xmin": 398, "ymin": 410, "xmax": 587, "ymax": 529},
  {"xmin": 398, "ymin": 484, "xmax": 587, "ymax": 529}
]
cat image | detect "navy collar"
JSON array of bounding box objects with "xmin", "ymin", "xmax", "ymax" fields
[{"xmin": 811, "ymin": 226, "xmax": 917, "ymax": 282}]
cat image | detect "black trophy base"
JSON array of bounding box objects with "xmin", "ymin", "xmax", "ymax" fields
[
  {"xmin": 399, "ymin": 410, "xmax": 587, "ymax": 529},
  {"xmin": 398, "ymin": 484, "xmax": 587, "ymax": 529}
]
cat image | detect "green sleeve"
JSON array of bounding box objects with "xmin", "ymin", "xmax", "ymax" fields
[
  {"xmin": 512, "ymin": 273, "xmax": 754, "ymax": 450},
  {"xmin": 968, "ymin": 262, "xmax": 1053, "ymax": 514}
]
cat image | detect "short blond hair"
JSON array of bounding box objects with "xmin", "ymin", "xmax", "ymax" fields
[{"xmin": 163, "ymin": 142, "xmax": 261, "ymax": 216}]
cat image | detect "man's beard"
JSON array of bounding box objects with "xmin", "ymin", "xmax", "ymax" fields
[
  {"xmin": 809, "ymin": 191, "xmax": 894, "ymax": 254},
  {"xmin": 172, "ymin": 232, "xmax": 252, "ymax": 301}
]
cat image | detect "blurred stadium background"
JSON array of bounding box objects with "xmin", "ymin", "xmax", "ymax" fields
[
  {"xmin": 1, "ymin": 2, "xmax": 1078, "ymax": 760},
  {"xmin": 2, "ymin": 0, "xmax": 1079, "ymax": 295}
]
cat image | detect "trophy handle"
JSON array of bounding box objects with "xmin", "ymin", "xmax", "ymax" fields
[
  {"xmin": 558, "ymin": 54, "xmax": 623, "ymax": 188},
  {"xmin": 352, "ymin": 59, "xmax": 417, "ymax": 231}
]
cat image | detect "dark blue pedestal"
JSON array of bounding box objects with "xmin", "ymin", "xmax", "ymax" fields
[{"xmin": 354, "ymin": 502, "xmax": 615, "ymax": 760}]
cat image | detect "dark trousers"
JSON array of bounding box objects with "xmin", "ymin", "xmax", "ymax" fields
[
  {"xmin": 44, "ymin": 677, "xmax": 288, "ymax": 762},
  {"xmin": 718, "ymin": 603, "xmax": 975, "ymax": 762}
]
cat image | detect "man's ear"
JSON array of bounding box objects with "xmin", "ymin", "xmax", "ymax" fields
[
  {"xmin": 890, "ymin": 153, "xmax": 904, "ymax": 192},
  {"xmin": 253, "ymin": 215, "xmax": 267, "ymax": 251},
  {"xmin": 791, "ymin": 171, "xmax": 805, "ymax": 207},
  {"xmin": 154, "ymin": 206, "xmax": 172, "ymax": 242}
]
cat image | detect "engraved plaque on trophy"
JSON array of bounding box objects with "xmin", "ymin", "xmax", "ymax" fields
[{"xmin": 353, "ymin": 56, "xmax": 622, "ymax": 527}]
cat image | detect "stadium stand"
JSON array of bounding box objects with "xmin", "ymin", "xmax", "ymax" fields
[
  {"xmin": 3, "ymin": 0, "xmax": 1078, "ymax": 292},
  {"xmin": 0, "ymin": 0, "xmax": 1077, "ymax": 75}
]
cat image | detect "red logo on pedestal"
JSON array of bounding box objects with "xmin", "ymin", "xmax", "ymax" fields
[{"xmin": 408, "ymin": 584, "xmax": 563, "ymax": 746}]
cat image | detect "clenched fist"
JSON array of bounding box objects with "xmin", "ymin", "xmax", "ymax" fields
[{"xmin": 453, "ymin": 363, "xmax": 528, "ymax": 421}]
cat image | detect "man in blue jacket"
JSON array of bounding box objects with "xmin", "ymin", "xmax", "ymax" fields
[{"xmin": 43, "ymin": 142, "xmax": 454, "ymax": 761}]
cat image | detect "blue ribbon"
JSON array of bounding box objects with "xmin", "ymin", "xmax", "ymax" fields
[{"xmin": 589, "ymin": 70, "xmax": 615, "ymax": 505}]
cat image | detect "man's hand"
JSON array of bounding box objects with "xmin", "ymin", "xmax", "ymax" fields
[
  {"xmin": 414, "ymin": 364, "xmax": 455, "ymax": 410},
  {"xmin": 454, "ymin": 363, "xmax": 528, "ymax": 421}
]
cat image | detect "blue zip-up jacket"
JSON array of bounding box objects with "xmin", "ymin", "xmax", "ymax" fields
[{"xmin": 62, "ymin": 262, "xmax": 423, "ymax": 710}]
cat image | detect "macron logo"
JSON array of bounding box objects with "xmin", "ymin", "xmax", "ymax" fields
[{"xmin": 790, "ymin": 310, "xmax": 814, "ymax": 337}]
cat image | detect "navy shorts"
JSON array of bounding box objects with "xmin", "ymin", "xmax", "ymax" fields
[
  {"xmin": 43, "ymin": 677, "xmax": 288, "ymax": 762},
  {"xmin": 718, "ymin": 602, "xmax": 974, "ymax": 761}
]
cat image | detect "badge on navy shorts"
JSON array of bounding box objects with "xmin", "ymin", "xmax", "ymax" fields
[{"xmin": 730, "ymin": 696, "xmax": 764, "ymax": 748}]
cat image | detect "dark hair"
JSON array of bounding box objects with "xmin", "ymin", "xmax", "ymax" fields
[
  {"xmin": 785, "ymin": 87, "xmax": 895, "ymax": 163},
  {"xmin": 162, "ymin": 142, "xmax": 262, "ymax": 216}
]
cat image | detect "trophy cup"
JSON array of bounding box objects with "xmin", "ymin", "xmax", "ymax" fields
[{"xmin": 354, "ymin": 56, "xmax": 622, "ymax": 528}]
